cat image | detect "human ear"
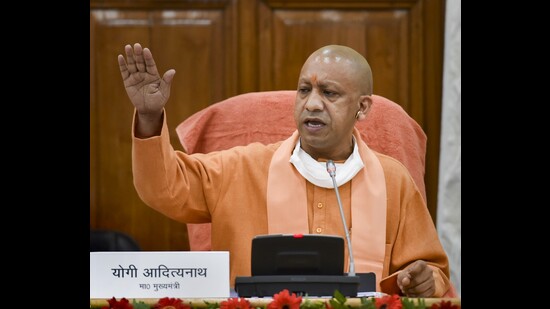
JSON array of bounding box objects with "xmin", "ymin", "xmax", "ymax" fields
[{"xmin": 355, "ymin": 95, "xmax": 372, "ymax": 120}]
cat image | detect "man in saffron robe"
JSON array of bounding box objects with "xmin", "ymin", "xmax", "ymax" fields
[{"xmin": 118, "ymin": 43, "xmax": 452, "ymax": 297}]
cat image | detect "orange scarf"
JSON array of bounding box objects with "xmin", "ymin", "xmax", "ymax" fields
[{"xmin": 266, "ymin": 128, "xmax": 387, "ymax": 290}]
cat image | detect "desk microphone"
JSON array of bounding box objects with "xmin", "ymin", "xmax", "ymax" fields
[{"xmin": 326, "ymin": 160, "xmax": 355, "ymax": 276}]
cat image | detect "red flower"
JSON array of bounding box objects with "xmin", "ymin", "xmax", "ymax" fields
[
  {"xmin": 430, "ymin": 300, "xmax": 460, "ymax": 309},
  {"xmin": 375, "ymin": 294, "xmax": 402, "ymax": 309},
  {"xmin": 153, "ymin": 297, "xmax": 190, "ymax": 309},
  {"xmin": 102, "ymin": 297, "xmax": 133, "ymax": 309},
  {"xmin": 267, "ymin": 289, "xmax": 303, "ymax": 309},
  {"xmin": 220, "ymin": 297, "xmax": 252, "ymax": 309}
]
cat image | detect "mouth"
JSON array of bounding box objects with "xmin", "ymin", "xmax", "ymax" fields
[
  {"xmin": 305, "ymin": 120, "xmax": 325, "ymax": 127},
  {"xmin": 303, "ymin": 117, "xmax": 327, "ymax": 130}
]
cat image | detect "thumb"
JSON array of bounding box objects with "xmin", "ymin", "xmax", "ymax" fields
[
  {"xmin": 159, "ymin": 69, "xmax": 176, "ymax": 97},
  {"xmin": 162, "ymin": 69, "xmax": 176, "ymax": 86},
  {"xmin": 398, "ymin": 270, "xmax": 411, "ymax": 290},
  {"xmin": 401, "ymin": 271, "xmax": 411, "ymax": 287}
]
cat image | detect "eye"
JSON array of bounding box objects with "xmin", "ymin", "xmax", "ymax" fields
[
  {"xmin": 298, "ymin": 87, "xmax": 311, "ymax": 95},
  {"xmin": 323, "ymin": 90, "xmax": 337, "ymax": 97}
]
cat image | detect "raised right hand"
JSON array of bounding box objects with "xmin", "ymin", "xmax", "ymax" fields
[{"xmin": 118, "ymin": 43, "xmax": 176, "ymax": 136}]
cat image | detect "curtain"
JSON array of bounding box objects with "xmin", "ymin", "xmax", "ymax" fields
[{"xmin": 437, "ymin": 0, "xmax": 461, "ymax": 297}]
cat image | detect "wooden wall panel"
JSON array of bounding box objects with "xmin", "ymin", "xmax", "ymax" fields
[
  {"xmin": 147, "ymin": 9, "xmax": 237, "ymax": 148},
  {"xmin": 258, "ymin": 8, "xmax": 411, "ymax": 106},
  {"xmin": 90, "ymin": 2, "xmax": 238, "ymax": 250},
  {"xmin": 237, "ymin": 0, "xmax": 259, "ymax": 93}
]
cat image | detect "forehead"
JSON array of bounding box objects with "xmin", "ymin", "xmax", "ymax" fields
[{"xmin": 299, "ymin": 55, "xmax": 355, "ymax": 85}]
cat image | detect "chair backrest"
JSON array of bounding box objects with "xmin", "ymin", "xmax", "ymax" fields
[
  {"xmin": 90, "ymin": 229, "xmax": 141, "ymax": 251},
  {"xmin": 176, "ymin": 90, "xmax": 427, "ymax": 251}
]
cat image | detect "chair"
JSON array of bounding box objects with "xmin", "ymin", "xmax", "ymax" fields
[
  {"xmin": 175, "ymin": 90, "xmax": 427, "ymax": 251},
  {"xmin": 90, "ymin": 229, "xmax": 141, "ymax": 251}
]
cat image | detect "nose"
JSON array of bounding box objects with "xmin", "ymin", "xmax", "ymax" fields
[{"xmin": 304, "ymin": 90, "xmax": 324, "ymax": 112}]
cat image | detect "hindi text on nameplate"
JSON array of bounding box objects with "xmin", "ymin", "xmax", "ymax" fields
[{"xmin": 90, "ymin": 251, "xmax": 229, "ymax": 298}]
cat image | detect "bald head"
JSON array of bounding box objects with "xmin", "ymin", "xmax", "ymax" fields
[{"xmin": 305, "ymin": 45, "xmax": 373, "ymax": 95}]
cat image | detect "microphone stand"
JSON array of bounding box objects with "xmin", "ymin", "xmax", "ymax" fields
[{"xmin": 326, "ymin": 160, "xmax": 355, "ymax": 276}]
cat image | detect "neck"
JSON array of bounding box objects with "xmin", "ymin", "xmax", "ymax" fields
[{"xmin": 300, "ymin": 137, "xmax": 355, "ymax": 161}]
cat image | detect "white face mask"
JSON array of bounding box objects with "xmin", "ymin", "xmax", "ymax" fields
[{"xmin": 289, "ymin": 137, "xmax": 365, "ymax": 188}]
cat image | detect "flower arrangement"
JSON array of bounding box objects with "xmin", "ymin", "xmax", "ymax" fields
[{"xmin": 95, "ymin": 290, "xmax": 460, "ymax": 309}]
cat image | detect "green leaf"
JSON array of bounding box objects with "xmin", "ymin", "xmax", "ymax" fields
[
  {"xmin": 400, "ymin": 297, "xmax": 427, "ymax": 309},
  {"xmin": 400, "ymin": 297, "xmax": 416, "ymax": 309},
  {"xmin": 327, "ymin": 289, "xmax": 352, "ymax": 309},
  {"xmin": 132, "ymin": 299, "xmax": 151, "ymax": 309},
  {"xmin": 333, "ymin": 290, "xmax": 347, "ymax": 304},
  {"xmin": 358, "ymin": 297, "xmax": 376, "ymax": 309},
  {"xmin": 203, "ymin": 300, "xmax": 221, "ymax": 309},
  {"xmin": 300, "ymin": 298, "xmax": 326, "ymax": 309}
]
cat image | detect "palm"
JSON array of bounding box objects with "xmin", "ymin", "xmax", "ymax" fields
[{"xmin": 123, "ymin": 70, "xmax": 166, "ymax": 113}]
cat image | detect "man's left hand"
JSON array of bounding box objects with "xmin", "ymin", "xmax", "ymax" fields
[{"xmin": 396, "ymin": 260, "xmax": 435, "ymax": 297}]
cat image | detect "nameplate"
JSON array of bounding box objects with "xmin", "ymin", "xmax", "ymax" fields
[{"xmin": 90, "ymin": 251, "xmax": 229, "ymax": 298}]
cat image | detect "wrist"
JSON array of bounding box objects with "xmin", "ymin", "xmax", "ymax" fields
[{"xmin": 135, "ymin": 110, "xmax": 164, "ymax": 138}]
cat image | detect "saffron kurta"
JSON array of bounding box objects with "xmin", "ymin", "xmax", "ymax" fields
[{"xmin": 132, "ymin": 113, "xmax": 451, "ymax": 296}]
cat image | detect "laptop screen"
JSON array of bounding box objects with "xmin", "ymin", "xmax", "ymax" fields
[{"xmin": 250, "ymin": 234, "xmax": 345, "ymax": 276}]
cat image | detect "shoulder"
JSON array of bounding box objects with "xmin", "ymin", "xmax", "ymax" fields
[
  {"xmin": 374, "ymin": 151, "xmax": 421, "ymax": 193},
  {"xmin": 373, "ymin": 151, "xmax": 427, "ymax": 221},
  {"xmin": 374, "ymin": 151, "xmax": 411, "ymax": 177}
]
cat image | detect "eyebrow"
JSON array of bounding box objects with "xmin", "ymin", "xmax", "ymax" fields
[
  {"xmin": 316, "ymin": 80, "xmax": 340, "ymax": 89},
  {"xmin": 298, "ymin": 78, "xmax": 339, "ymax": 87}
]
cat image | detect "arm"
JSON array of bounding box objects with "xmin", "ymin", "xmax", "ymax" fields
[
  {"xmin": 117, "ymin": 43, "xmax": 176, "ymax": 138},
  {"xmin": 379, "ymin": 158, "xmax": 451, "ymax": 297},
  {"xmin": 120, "ymin": 43, "xmax": 212, "ymax": 222},
  {"xmin": 131, "ymin": 114, "xmax": 216, "ymax": 223}
]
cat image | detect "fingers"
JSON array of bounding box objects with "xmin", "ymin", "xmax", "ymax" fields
[
  {"xmin": 120, "ymin": 44, "xmax": 160, "ymax": 74},
  {"xmin": 118, "ymin": 54, "xmax": 129, "ymax": 80},
  {"xmin": 119, "ymin": 43, "xmax": 164, "ymax": 80},
  {"xmin": 124, "ymin": 43, "xmax": 154, "ymax": 72},
  {"xmin": 142, "ymin": 47, "xmax": 159, "ymax": 76},
  {"xmin": 405, "ymin": 261, "xmax": 427, "ymax": 278},
  {"xmin": 402, "ymin": 277, "xmax": 435, "ymax": 297},
  {"xmin": 124, "ymin": 43, "xmax": 139, "ymax": 73}
]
